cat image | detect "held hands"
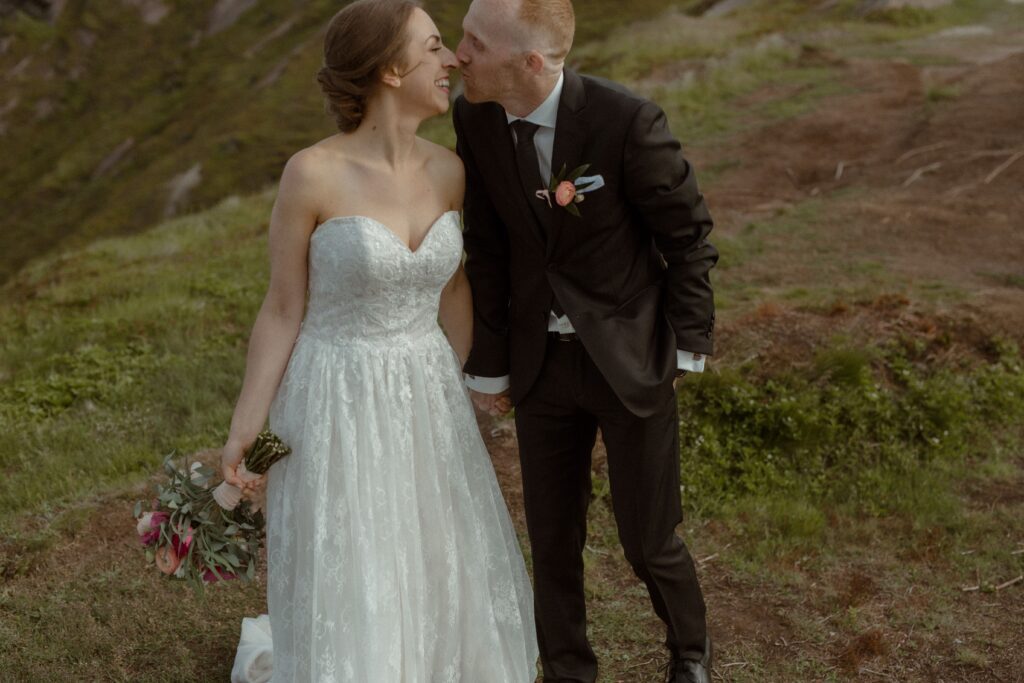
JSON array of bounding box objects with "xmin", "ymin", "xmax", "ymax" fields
[{"xmin": 470, "ymin": 389, "xmax": 512, "ymax": 417}]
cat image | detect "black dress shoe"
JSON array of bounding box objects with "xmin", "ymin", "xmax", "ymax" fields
[
  {"xmin": 663, "ymin": 639, "xmax": 712, "ymax": 683},
  {"xmin": 674, "ymin": 659, "xmax": 710, "ymax": 683}
]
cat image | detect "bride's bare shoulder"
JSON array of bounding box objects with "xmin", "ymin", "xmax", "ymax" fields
[
  {"xmin": 419, "ymin": 138, "xmax": 465, "ymax": 207},
  {"xmin": 284, "ymin": 136, "xmax": 345, "ymax": 179},
  {"xmin": 276, "ymin": 137, "xmax": 353, "ymax": 211}
]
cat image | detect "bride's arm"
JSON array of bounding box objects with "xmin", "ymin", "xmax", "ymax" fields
[
  {"xmin": 221, "ymin": 152, "xmax": 320, "ymax": 488},
  {"xmin": 440, "ymin": 264, "xmax": 473, "ymax": 366},
  {"xmin": 438, "ymin": 152, "xmax": 472, "ymax": 366}
]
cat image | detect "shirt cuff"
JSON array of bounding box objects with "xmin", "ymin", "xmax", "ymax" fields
[
  {"xmin": 465, "ymin": 374, "xmax": 511, "ymax": 394},
  {"xmin": 677, "ymin": 350, "xmax": 706, "ymax": 373}
]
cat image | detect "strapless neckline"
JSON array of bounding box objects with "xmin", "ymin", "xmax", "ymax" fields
[{"xmin": 314, "ymin": 210, "xmax": 459, "ymax": 255}]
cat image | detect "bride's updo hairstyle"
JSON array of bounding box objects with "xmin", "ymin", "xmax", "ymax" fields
[{"xmin": 317, "ymin": 0, "xmax": 422, "ymax": 133}]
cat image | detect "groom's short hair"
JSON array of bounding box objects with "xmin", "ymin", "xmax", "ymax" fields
[{"xmin": 516, "ymin": 0, "xmax": 575, "ymax": 66}]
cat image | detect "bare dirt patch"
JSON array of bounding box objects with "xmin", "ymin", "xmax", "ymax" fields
[{"xmin": 694, "ymin": 47, "xmax": 1024, "ymax": 340}]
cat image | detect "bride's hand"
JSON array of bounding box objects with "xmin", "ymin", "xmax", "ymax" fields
[
  {"xmin": 470, "ymin": 389, "xmax": 512, "ymax": 417},
  {"xmin": 243, "ymin": 473, "xmax": 269, "ymax": 500},
  {"xmin": 221, "ymin": 438, "xmax": 253, "ymax": 489}
]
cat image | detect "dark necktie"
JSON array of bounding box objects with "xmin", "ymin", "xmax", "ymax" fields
[
  {"xmin": 510, "ymin": 119, "xmax": 565, "ymax": 318},
  {"xmin": 510, "ymin": 120, "xmax": 545, "ymax": 209}
]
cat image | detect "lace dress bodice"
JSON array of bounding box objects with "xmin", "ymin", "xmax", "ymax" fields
[{"xmin": 301, "ymin": 211, "xmax": 462, "ymax": 344}]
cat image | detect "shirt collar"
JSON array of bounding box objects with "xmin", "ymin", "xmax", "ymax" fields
[{"xmin": 505, "ymin": 70, "xmax": 564, "ymax": 129}]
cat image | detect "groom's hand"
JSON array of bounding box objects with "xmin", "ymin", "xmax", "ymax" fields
[{"xmin": 470, "ymin": 389, "xmax": 512, "ymax": 417}]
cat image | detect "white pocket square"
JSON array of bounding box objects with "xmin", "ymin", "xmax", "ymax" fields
[{"xmin": 574, "ymin": 175, "xmax": 605, "ymax": 193}]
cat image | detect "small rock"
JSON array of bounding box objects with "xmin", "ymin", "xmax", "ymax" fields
[
  {"xmin": 164, "ymin": 162, "xmax": 203, "ymax": 218},
  {"xmin": 92, "ymin": 137, "xmax": 135, "ymax": 180},
  {"xmin": 75, "ymin": 29, "xmax": 97, "ymax": 48},
  {"xmin": 702, "ymin": 0, "xmax": 757, "ymax": 17},
  {"xmin": 9, "ymin": 56, "xmax": 33, "ymax": 79},
  {"xmin": 933, "ymin": 25, "xmax": 994, "ymax": 38},
  {"xmin": 244, "ymin": 17, "xmax": 297, "ymax": 59},
  {"xmin": 49, "ymin": 0, "xmax": 65, "ymax": 22},
  {"xmin": 257, "ymin": 56, "xmax": 289, "ymax": 90},
  {"xmin": 207, "ymin": 0, "xmax": 258, "ymax": 36},
  {"xmin": 121, "ymin": 0, "xmax": 170, "ymax": 26},
  {"xmin": 1, "ymin": 96, "xmax": 19, "ymax": 115},
  {"xmin": 34, "ymin": 97, "xmax": 54, "ymax": 120},
  {"xmin": 855, "ymin": 0, "xmax": 954, "ymax": 11}
]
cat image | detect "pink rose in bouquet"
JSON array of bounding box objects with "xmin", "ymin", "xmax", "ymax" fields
[{"xmin": 136, "ymin": 510, "xmax": 168, "ymax": 546}]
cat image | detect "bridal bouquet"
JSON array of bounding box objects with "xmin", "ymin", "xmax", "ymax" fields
[{"xmin": 134, "ymin": 430, "xmax": 291, "ymax": 594}]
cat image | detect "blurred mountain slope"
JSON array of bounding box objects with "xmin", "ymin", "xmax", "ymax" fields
[{"xmin": 0, "ymin": 0, "xmax": 685, "ymax": 284}]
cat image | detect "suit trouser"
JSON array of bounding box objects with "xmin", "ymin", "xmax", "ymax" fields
[{"xmin": 514, "ymin": 335, "xmax": 708, "ymax": 683}]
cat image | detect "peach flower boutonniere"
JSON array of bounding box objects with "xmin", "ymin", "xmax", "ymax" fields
[{"xmin": 535, "ymin": 163, "xmax": 606, "ymax": 217}]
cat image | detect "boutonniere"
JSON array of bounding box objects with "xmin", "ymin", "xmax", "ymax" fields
[{"xmin": 535, "ymin": 163, "xmax": 606, "ymax": 217}]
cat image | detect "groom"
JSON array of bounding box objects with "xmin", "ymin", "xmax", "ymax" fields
[{"xmin": 453, "ymin": 1, "xmax": 717, "ymax": 682}]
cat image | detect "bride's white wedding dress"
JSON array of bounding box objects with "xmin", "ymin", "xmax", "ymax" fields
[{"xmin": 231, "ymin": 210, "xmax": 538, "ymax": 682}]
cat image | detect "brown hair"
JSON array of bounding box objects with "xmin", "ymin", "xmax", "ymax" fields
[
  {"xmin": 316, "ymin": 0, "xmax": 422, "ymax": 133},
  {"xmin": 518, "ymin": 0, "xmax": 575, "ymax": 63}
]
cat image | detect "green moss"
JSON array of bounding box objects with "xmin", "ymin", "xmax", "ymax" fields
[
  {"xmin": 926, "ymin": 84, "xmax": 962, "ymax": 102},
  {"xmin": 864, "ymin": 7, "xmax": 937, "ymax": 28},
  {"xmin": 677, "ymin": 339, "xmax": 1024, "ymax": 522},
  {"xmin": 1, "ymin": 10, "xmax": 57, "ymax": 47}
]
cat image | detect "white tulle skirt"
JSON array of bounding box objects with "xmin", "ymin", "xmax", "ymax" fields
[{"xmin": 235, "ymin": 328, "xmax": 538, "ymax": 682}]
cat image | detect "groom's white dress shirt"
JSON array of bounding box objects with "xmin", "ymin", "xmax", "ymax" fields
[{"xmin": 464, "ymin": 71, "xmax": 706, "ymax": 395}]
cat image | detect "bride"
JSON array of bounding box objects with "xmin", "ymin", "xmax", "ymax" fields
[{"xmin": 218, "ymin": 0, "xmax": 539, "ymax": 680}]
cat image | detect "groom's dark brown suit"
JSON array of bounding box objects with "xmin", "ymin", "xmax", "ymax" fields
[{"xmin": 454, "ymin": 68, "xmax": 717, "ymax": 682}]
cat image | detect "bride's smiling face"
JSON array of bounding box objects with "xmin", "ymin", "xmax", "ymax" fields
[{"xmin": 389, "ymin": 8, "xmax": 457, "ymax": 116}]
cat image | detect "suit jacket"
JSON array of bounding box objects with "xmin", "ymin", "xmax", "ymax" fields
[{"xmin": 453, "ymin": 69, "xmax": 718, "ymax": 418}]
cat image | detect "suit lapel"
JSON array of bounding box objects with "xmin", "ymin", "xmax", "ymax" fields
[{"xmin": 548, "ymin": 69, "xmax": 588, "ymax": 256}]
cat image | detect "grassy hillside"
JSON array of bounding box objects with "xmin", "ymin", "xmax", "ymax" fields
[
  {"xmin": 2, "ymin": 0, "xmax": 1023, "ymax": 680},
  {"xmin": 0, "ymin": 192, "xmax": 273, "ymax": 517}
]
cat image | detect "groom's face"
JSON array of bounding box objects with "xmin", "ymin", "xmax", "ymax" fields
[{"xmin": 456, "ymin": 0, "xmax": 522, "ymax": 104}]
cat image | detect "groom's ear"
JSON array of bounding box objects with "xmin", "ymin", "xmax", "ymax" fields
[{"xmin": 524, "ymin": 51, "xmax": 545, "ymax": 75}]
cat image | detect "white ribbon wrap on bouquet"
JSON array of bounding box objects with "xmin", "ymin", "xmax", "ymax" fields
[
  {"xmin": 231, "ymin": 614, "xmax": 273, "ymax": 683},
  {"xmin": 213, "ymin": 462, "xmax": 264, "ymax": 511}
]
